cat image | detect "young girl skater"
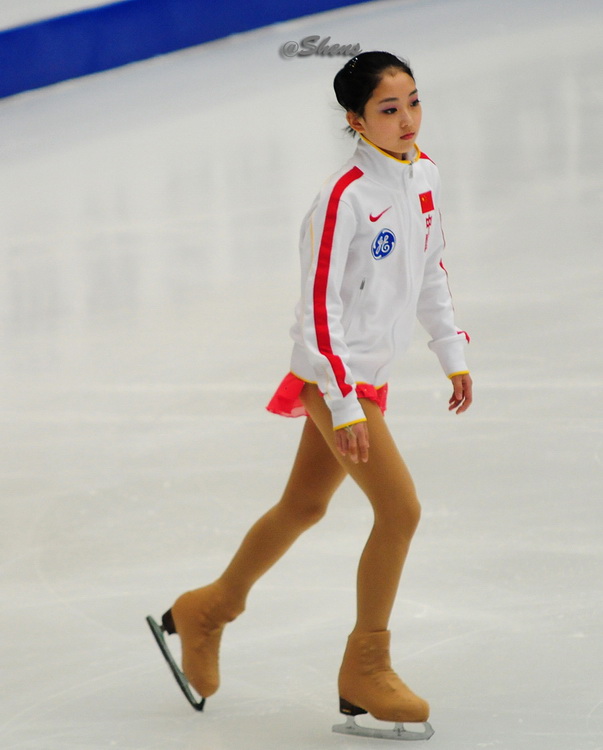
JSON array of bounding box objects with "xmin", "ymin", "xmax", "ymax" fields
[{"xmin": 147, "ymin": 51, "xmax": 472, "ymax": 739}]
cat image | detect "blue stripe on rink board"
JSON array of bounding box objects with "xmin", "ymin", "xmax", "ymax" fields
[{"xmin": 0, "ymin": 0, "xmax": 369, "ymax": 99}]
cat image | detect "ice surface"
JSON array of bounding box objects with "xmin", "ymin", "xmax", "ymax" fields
[{"xmin": 1, "ymin": 1, "xmax": 602, "ymax": 748}]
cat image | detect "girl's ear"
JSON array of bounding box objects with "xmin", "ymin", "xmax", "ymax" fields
[{"xmin": 346, "ymin": 111, "xmax": 365, "ymax": 134}]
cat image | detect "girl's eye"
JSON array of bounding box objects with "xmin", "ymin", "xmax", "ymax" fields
[
  {"xmin": 382, "ymin": 108, "xmax": 397, "ymax": 115},
  {"xmin": 411, "ymin": 99, "xmax": 421, "ymax": 108}
]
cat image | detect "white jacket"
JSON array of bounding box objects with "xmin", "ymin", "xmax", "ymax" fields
[{"xmin": 290, "ymin": 135, "xmax": 469, "ymax": 429}]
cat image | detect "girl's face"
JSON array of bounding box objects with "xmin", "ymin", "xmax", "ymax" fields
[{"xmin": 346, "ymin": 70, "xmax": 422, "ymax": 160}]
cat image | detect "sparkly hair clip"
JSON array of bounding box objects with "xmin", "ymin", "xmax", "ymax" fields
[{"xmin": 347, "ymin": 56, "xmax": 359, "ymax": 74}]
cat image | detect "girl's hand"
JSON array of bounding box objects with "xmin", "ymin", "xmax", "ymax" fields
[
  {"xmin": 449, "ymin": 373, "xmax": 473, "ymax": 414},
  {"xmin": 335, "ymin": 422, "xmax": 370, "ymax": 463}
]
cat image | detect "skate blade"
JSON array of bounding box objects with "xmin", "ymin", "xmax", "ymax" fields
[
  {"xmin": 146, "ymin": 615, "xmax": 206, "ymax": 711},
  {"xmin": 332, "ymin": 715, "xmax": 434, "ymax": 741}
]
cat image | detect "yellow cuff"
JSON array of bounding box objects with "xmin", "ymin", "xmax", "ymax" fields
[
  {"xmin": 333, "ymin": 417, "xmax": 367, "ymax": 431},
  {"xmin": 447, "ymin": 370, "xmax": 470, "ymax": 379}
]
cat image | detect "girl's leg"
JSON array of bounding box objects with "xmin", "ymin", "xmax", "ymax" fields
[
  {"xmin": 301, "ymin": 384, "xmax": 421, "ymax": 633},
  {"xmin": 216, "ymin": 415, "xmax": 347, "ymax": 608},
  {"xmin": 301, "ymin": 384, "xmax": 428, "ymax": 723},
  {"xmin": 167, "ymin": 416, "xmax": 347, "ymax": 698}
]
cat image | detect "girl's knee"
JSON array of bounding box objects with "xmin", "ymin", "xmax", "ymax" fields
[
  {"xmin": 374, "ymin": 494, "xmax": 421, "ymax": 538},
  {"xmin": 397, "ymin": 497, "xmax": 422, "ymax": 537},
  {"xmin": 406, "ymin": 496, "xmax": 422, "ymax": 534},
  {"xmin": 278, "ymin": 496, "xmax": 328, "ymax": 529},
  {"xmin": 297, "ymin": 500, "xmax": 328, "ymax": 527}
]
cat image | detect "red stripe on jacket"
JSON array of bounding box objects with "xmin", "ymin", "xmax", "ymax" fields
[{"xmin": 313, "ymin": 166, "xmax": 363, "ymax": 398}]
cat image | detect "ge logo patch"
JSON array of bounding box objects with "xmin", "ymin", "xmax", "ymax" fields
[{"xmin": 371, "ymin": 229, "xmax": 396, "ymax": 260}]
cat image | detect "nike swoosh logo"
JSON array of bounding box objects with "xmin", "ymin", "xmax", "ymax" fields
[{"xmin": 369, "ymin": 206, "xmax": 392, "ymax": 222}]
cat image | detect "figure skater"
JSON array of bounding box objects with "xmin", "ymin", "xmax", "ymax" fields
[{"xmin": 147, "ymin": 50, "xmax": 472, "ymax": 739}]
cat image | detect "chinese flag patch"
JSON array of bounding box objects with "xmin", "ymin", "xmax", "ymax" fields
[{"xmin": 419, "ymin": 191, "xmax": 434, "ymax": 213}]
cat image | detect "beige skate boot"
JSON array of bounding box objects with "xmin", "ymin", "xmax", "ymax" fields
[
  {"xmin": 161, "ymin": 582, "xmax": 244, "ymax": 699},
  {"xmin": 333, "ymin": 630, "xmax": 433, "ymax": 740}
]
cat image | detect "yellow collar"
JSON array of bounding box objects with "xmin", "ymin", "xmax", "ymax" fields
[{"xmin": 358, "ymin": 133, "xmax": 421, "ymax": 164}]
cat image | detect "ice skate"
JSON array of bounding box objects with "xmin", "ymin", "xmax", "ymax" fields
[
  {"xmin": 146, "ymin": 610, "xmax": 206, "ymax": 710},
  {"xmin": 332, "ymin": 630, "xmax": 434, "ymax": 741},
  {"xmin": 146, "ymin": 581, "xmax": 243, "ymax": 710}
]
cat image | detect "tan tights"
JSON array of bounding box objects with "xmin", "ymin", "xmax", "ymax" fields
[{"xmin": 217, "ymin": 384, "xmax": 421, "ymax": 634}]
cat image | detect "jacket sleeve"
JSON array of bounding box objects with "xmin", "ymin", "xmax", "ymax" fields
[
  {"xmin": 298, "ymin": 177, "xmax": 366, "ymax": 430},
  {"xmin": 416, "ymin": 177, "xmax": 469, "ymax": 377}
]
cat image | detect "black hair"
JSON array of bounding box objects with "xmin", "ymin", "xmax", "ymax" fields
[{"xmin": 333, "ymin": 51, "xmax": 415, "ymax": 133}]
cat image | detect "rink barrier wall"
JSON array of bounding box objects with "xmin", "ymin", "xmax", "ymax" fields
[{"xmin": 0, "ymin": 0, "xmax": 369, "ymax": 99}]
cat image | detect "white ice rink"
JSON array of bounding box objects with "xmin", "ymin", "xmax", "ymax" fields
[{"xmin": 1, "ymin": 0, "xmax": 602, "ymax": 748}]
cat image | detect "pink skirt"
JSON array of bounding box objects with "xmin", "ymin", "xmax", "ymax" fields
[{"xmin": 266, "ymin": 372, "xmax": 388, "ymax": 418}]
